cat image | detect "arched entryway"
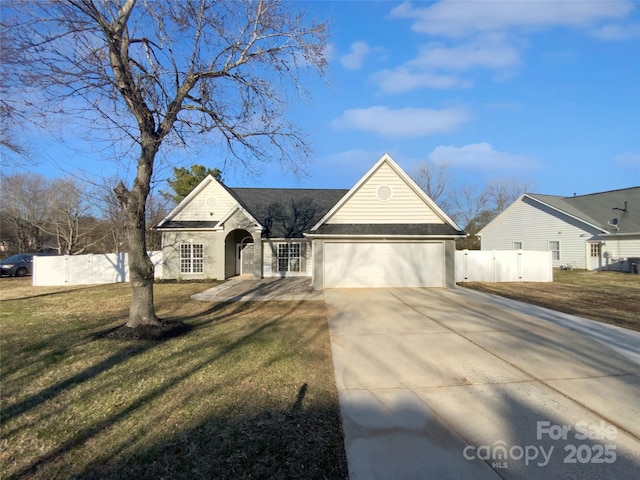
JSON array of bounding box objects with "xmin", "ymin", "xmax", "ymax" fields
[{"xmin": 225, "ymin": 229, "xmax": 254, "ymax": 278}]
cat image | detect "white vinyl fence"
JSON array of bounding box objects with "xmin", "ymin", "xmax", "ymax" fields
[
  {"xmin": 33, "ymin": 252, "xmax": 163, "ymax": 286},
  {"xmin": 455, "ymin": 250, "xmax": 552, "ymax": 283}
]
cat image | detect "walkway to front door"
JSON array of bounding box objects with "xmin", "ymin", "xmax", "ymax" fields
[{"xmin": 191, "ymin": 277, "xmax": 322, "ymax": 302}]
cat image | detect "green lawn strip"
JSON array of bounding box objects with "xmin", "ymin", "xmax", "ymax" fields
[{"xmin": 1, "ymin": 282, "xmax": 347, "ymax": 479}]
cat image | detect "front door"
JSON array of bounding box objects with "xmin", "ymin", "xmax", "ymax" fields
[
  {"xmin": 236, "ymin": 242, "xmax": 254, "ymax": 275},
  {"xmin": 588, "ymin": 242, "xmax": 601, "ymax": 271}
]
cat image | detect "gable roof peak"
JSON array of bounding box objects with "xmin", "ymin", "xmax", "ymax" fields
[
  {"xmin": 311, "ymin": 153, "xmax": 463, "ymax": 232},
  {"xmin": 155, "ymin": 173, "xmax": 228, "ymax": 227}
]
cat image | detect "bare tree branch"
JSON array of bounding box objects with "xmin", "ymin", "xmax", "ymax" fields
[{"xmin": 4, "ymin": 0, "xmax": 327, "ymax": 327}]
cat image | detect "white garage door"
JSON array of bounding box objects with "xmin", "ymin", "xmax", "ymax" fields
[{"xmin": 324, "ymin": 242, "xmax": 445, "ymax": 288}]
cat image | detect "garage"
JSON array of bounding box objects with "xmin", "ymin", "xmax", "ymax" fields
[{"xmin": 323, "ymin": 241, "xmax": 445, "ymax": 288}]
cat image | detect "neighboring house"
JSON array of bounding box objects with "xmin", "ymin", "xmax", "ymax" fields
[
  {"xmin": 477, "ymin": 187, "xmax": 640, "ymax": 271},
  {"xmin": 155, "ymin": 154, "xmax": 465, "ymax": 289}
]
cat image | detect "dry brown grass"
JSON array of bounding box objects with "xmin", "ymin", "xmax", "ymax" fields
[
  {"xmin": 461, "ymin": 270, "xmax": 640, "ymax": 331},
  {"xmin": 0, "ymin": 279, "xmax": 347, "ymax": 479},
  {"xmin": 0, "ymin": 277, "xmax": 93, "ymax": 301}
]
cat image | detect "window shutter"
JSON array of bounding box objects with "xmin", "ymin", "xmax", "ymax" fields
[
  {"xmin": 300, "ymin": 242, "xmax": 307, "ymax": 273},
  {"xmin": 270, "ymin": 242, "xmax": 279, "ymax": 273}
]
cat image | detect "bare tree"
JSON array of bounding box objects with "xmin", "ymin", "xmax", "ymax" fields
[
  {"xmin": 450, "ymin": 178, "xmax": 532, "ymax": 249},
  {"xmin": 412, "ymin": 161, "xmax": 450, "ymax": 207},
  {"xmin": 0, "ymin": 25, "xmax": 30, "ymax": 164},
  {"xmin": 0, "ymin": 174, "xmax": 51, "ymax": 252},
  {"xmin": 5, "ymin": 0, "xmax": 327, "ymax": 328},
  {"xmin": 0, "ymin": 174, "xmax": 107, "ymax": 254},
  {"xmin": 92, "ymin": 178, "xmax": 128, "ymax": 253},
  {"xmin": 450, "ymin": 183, "xmax": 490, "ymax": 249},
  {"xmin": 486, "ymin": 178, "xmax": 531, "ymax": 213},
  {"xmin": 40, "ymin": 178, "xmax": 105, "ymax": 255}
]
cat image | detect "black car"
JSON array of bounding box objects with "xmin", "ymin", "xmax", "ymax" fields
[{"xmin": 0, "ymin": 254, "xmax": 36, "ymax": 277}]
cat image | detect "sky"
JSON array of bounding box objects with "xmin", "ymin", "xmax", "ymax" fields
[{"xmin": 7, "ymin": 0, "xmax": 640, "ymax": 198}]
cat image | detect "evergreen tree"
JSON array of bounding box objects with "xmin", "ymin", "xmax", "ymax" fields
[{"xmin": 162, "ymin": 165, "xmax": 223, "ymax": 204}]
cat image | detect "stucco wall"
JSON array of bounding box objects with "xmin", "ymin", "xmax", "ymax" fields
[
  {"xmin": 221, "ymin": 208, "xmax": 262, "ymax": 278},
  {"xmin": 161, "ymin": 230, "xmax": 222, "ymax": 280}
]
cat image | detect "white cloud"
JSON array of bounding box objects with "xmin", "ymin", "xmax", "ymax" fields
[
  {"xmin": 340, "ymin": 41, "xmax": 372, "ymax": 70},
  {"xmin": 615, "ymin": 151, "xmax": 640, "ymax": 167},
  {"xmin": 390, "ymin": 0, "xmax": 634, "ymax": 38},
  {"xmin": 331, "ymin": 106, "xmax": 471, "ymax": 138},
  {"xmin": 369, "ymin": 34, "xmax": 520, "ymax": 93},
  {"xmin": 324, "ymin": 43, "xmax": 337, "ymax": 62},
  {"xmin": 427, "ymin": 143, "xmax": 536, "ymax": 170},
  {"xmin": 590, "ymin": 23, "xmax": 640, "ymax": 40},
  {"xmin": 371, "ymin": 67, "xmax": 471, "ymax": 93},
  {"xmin": 380, "ymin": 1, "xmax": 636, "ymax": 93},
  {"xmin": 410, "ymin": 34, "xmax": 520, "ymax": 71}
]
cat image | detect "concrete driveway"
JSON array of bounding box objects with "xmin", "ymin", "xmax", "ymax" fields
[{"xmin": 324, "ymin": 287, "xmax": 640, "ymax": 479}]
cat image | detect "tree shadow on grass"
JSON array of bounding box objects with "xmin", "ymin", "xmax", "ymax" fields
[
  {"xmin": 76, "ymin": 387, "xmax": 348, "ymax": 480},
  {"xmin": 5, "ymin": 299, "xmax": 344, "ymax": 479},
  {"xmin": 1, "ymin": 299, "xmax": 266, "ymax": 429}
]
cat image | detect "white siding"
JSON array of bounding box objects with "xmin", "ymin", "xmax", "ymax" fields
[
  {"xmin": 601, "ymin": 236, "xmax": 640, "ymax": 271},
  {"xmin": 327, "ymin": 162, "xmax": 443, "ymax": 224},
  {"xmin": 602, "ymin": 236, "xmax": 640, "ymax": 259},
  {"xmin": 173, "ymin": 181, "xmax": 237, "ymax": 221},
  {"xmin": 480, "ymin": 197, "xmax": 602, "ymax": 269}
]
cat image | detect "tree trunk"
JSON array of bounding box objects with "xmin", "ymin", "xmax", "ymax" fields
[
  {"xmin": 116, "ymin": 145, "xmax": 160, "ymax": 328},
  {"xmin": 126, "ymin": 208, "xmax": 158, "ymax": 328}
]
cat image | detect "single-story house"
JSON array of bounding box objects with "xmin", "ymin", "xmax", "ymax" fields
[
  {"xmin": 477, "ymin": 187, "xmax": 640, "ymax": 271},
  {"xmin": 155, "ymin": 153, "xmax": 465, "ymax": 289}
]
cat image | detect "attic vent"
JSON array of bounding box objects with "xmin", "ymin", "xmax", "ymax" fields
[
  {"xmin": 205, "ymin": 197, "xmax": 218, "ymax": 209},
  {"xmin": 376, "ymin": 185, "xmax": 393, "ymax": 202}
]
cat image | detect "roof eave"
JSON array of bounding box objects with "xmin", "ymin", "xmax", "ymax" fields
[
  {"xmin": 154, "ymin": 227, "xmax": 219, "ymax": 232},
  {"xmin": 596, "ymin": 231, "xmax": 640, "ymax": 237},
  {"xmin": 524, "ymin": 194, "xmax": 610, "ymax": 234},
  {"xmin": 304, "ymin": 233, "xmax": 466, "ymax": 240}
]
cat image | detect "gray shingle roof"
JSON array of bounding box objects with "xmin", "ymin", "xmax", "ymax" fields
[
  {"xmin": 310, "ymin": 223, "xmax": 464, "ymax": 236},
  {"xmin": 156, "ymin": 182, "xmax": 466, "ymax": 238},
  {"xmin": 230, "ymin": 188, "xmax": 349, "ymax": 238},
  {"xmin": 527, "ymin": 187, "xmax": 640, "ymax": 234},
  {"xmin": 157, "ymin": 220, "xmax": 219, "ymax": 230}
]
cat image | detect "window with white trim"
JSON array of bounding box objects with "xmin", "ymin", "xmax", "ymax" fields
[
  {"xmin": 180, "ymin": 243, "xmax": 204, "ymax": 273},
  {"xmin": 548, "ymin": 241, "xmax": 560, "ymax": 261},
  {"xmin": 277, "ymin": 242, "xmax": 301, "ymax": 272},
  {"xmin": 590, "ymin": 243, "xmax": 601, "ymax": 257},
  {"xmin": 513, "ymin": 241, "xmax": 523, "ymax": 250}
]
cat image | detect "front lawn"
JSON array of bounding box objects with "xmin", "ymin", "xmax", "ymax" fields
[
  {"xmin": 461, "ymin": 270, "xmax": 640, "ymax": 331},
  {"xmin": 0, "ymin": 279, "xmax": 347, "ymax": 479}
]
